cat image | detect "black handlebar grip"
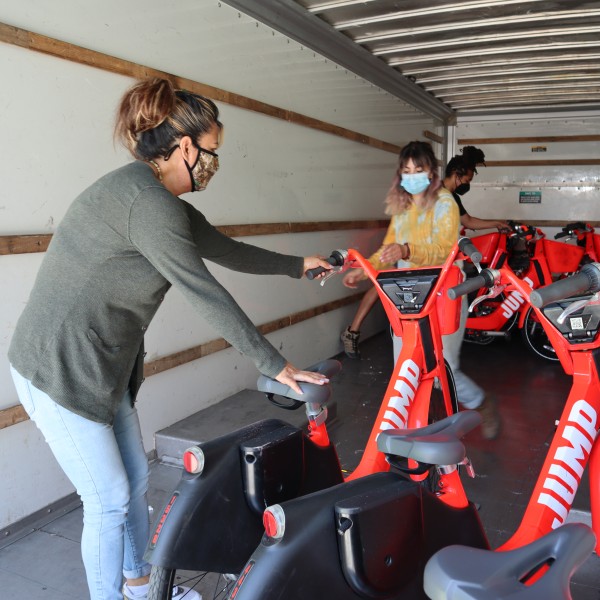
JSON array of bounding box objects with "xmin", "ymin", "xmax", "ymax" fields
[
  {"xmin": 447, "ymin": 269, "xmax": 496, "ymax": 300},
  {"xmin": 306, "ymin": 249, "xmax": 347, "ymax": 280},
  {"xmin": 458, "ymin": 236, "xmax": 483, "ymax": 264},
  {"xmin": 530, "ymin": 263, "xmax": 600, "ymax": 308}
]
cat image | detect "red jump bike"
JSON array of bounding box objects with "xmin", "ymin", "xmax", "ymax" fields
[
  {"xmin": 228, "ymin": 259, "xmax": 600, "ymax": 600},
  {"xmin": 465, "ymin": 221, "xmax": 584, "ymax": 361},
  {"xmin": 145, "ymin": 239, "xmax": 484, "ymax": 599}
]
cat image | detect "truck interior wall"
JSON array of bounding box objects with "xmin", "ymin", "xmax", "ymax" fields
[
  {"xmin": 456, "ymin": 114, "xmax": 600, "ymax": 238},
  {"xmin": 0, "ymin": 2, "xmax": 436, "ymax": 529}
]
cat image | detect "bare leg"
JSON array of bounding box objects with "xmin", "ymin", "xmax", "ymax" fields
[{"xmin": 350, "ymin": 285, "xmax": 379, "ymax": 332}]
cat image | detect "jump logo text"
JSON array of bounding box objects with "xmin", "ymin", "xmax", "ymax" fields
[{"xmin": 537, "ymin": 399, "xmax": 598, "ymax": 528}]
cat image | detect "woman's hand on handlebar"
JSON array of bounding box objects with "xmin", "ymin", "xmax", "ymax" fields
[
  {"xmin": 275, "ymin": 362, "xmax": 329, "ymax": 395},
  {"xmin": 303, "ymin": 255, "xmax": 333, "ymax": 279},
  {"xmin": 342, "ymin": 268, "xmax": 365, "ymax": 288}
]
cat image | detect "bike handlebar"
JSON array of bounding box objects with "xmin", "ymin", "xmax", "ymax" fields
[
  {"xmin": 529, "ymin": 263, "xmax": 600, "ymax": 308},
  {"xmin": 458, "ymin": 236, "xmax": 482, "ymax": 264},
  {"xmin": 305, "ymin": 249, "xmax": 347, "ymax": 280},
  {"xmin": 447, "ymin": 269, "xmax": 497, "ymax": 300}
]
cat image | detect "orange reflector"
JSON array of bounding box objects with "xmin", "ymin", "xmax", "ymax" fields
[{"xmin": 183, "ymin": 446, "xmax": 204, "ymax": 474}]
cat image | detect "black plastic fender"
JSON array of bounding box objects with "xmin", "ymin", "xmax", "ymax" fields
[
  {"xmin": 145, "ymin": 419, "xmax": 343, "ymax": 573},
  {"xmin": 229, "ymin": 472, "xmax": 488, "ymax": 600}
]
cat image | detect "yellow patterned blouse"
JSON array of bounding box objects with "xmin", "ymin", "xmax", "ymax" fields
[{"xmin": 368, "ymin": 186, "xmax": 460, "ymax": 270}]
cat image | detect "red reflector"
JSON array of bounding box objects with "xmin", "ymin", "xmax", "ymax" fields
[
  {"xmin": 263, "ymin": 511, "xmax": 279, "ymax": 537},
  {"xmin": 183, "ymin": 451, "xmax": 197, "ymax": 473},
  {"xmin": 262, "ymin": 504, "xmax": 285, "ymax": 540},
  {"xmin": 183, "ymin": 447, "xmax": 204, "ymax": 474}
]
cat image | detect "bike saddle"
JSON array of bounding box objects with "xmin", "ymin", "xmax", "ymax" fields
[
  {"xmin": 376, "ymin": 411, "xmax": 482, "ymax": 466},
  {"xmin": 256, "ymin": 359, "xmax": 341, "ymax": 406},
  {"xmin": 423, "ymin": 522, "xmax": 595, "ymax": 600}
]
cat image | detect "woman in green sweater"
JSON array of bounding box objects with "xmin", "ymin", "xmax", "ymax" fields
[{"xmin": 8, "ymin": 78, "xmax": 330, "ymax": 600}]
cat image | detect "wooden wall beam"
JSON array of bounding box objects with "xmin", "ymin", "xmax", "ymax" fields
[
  {"xmin": 0, "ymin": 220, "xmax": 389, "ymax": 256},
  {"xmin": 485, "ymin": 159, "xmax": 600, "ymax": 167},
  {"xmin": 0, "ymin": 291, "xmax": 365, "ymax": 430},
  {"xmin": 459, "ymin": 135, "xmax": 600, "ymax": 145},
  {"xmin": 423, "ymin": 130, "xmax": 444, "ymax": 144},
  {"xmin": 0, "ymin": 22, "xmax": 401, "ymax": 155}
]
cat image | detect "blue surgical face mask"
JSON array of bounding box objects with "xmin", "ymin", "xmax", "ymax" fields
[{"xmin": 401, "ymin": 172, "xmax": 430, "ymax": 195}]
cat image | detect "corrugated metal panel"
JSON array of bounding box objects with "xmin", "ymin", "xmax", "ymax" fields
[{"xmin": 289, "ymin": 0, "xmax": 600, "ymax": 116}]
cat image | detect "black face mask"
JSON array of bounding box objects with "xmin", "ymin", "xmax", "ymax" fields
[{"xmin": 455, "ymin": 182, "xmax": 470, "ymax": 196}]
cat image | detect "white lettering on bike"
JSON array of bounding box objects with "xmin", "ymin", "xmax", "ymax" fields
[
  {"xmin": 537, "ymin": 400, "xmax": 598, "ymax": 528},
  {"xmin": 381, "ymin": 359, "xmax": 420, "ymax": 431},
  {"xmin": 501, "ymin": 276, "xmax": 534, "ymax": 318}
]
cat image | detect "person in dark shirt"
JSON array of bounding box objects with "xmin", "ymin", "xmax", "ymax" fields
[{"xmin": 444, "ymin": 146, "xmax": 509, "ymax": 232}]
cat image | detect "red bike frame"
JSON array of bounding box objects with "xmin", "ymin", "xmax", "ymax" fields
[
  {"xmin": 466, "ymin": 267, "xmax": 600, "ymax": 553},
  {"xmin": 311, "ymin": 244, "xmax": 471, "ymax": 508},
  {"xmin": 466, "ymin": 226, "xmax": 584, "ymax": 335},
  {"xmin": 557, "ymin": 222, "xmax": 600, "ymax": 264}
]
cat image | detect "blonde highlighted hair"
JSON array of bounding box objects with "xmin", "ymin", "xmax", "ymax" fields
[
  {"xmin": 384, "ymin": 141, "xmax": 441, "ymax": 216},
  {"xmin": 114, "ymin": 78, "xmax": 221, "ymax": 161}
]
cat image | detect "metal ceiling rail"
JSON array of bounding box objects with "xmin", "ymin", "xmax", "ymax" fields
[
  {"xmin": 387, "ymin": 40, "xmax": 600, "ymax": 66},
  {"xmin": 418, "ymin": 64, "xmax": 600, "ymax": 84},
  {"xmin": 373, "ymin": 27, "xmax": 600, "ymax": 55},
  {"xmin": 403, "ymin": 54, "xmax": 600, "ymax": 76},
  {"xmin": 428, "ymin": 75, "xmax": 600, "ymax": 92},
  {"xmin": 327, "ymin": 0, "xmax": 546, "ymax": 26},
  {"xmin": 352, "ymin": 11, "xmax": 600, "ymax": 43},
  {"xmin": 221, "ymin": 0, "xmax": 454, "ymax": 122}
]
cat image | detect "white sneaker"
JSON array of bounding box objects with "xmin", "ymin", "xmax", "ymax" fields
[
  {"xmin": 123, "ymin": 583, "xmax": 202, "ymax": 600},
  {"xmin": 169, "ymin": 586, "xmax": 201, "ymax": 600}
]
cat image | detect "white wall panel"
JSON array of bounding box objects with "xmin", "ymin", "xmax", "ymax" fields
[
  {"xmin": 0, "ymin": 0, "xmax": 409, "ymax": 528},
  {"xmin": 456, "ymin": 115, "xmax": 600, "ymax": 226},
  {"xmin": 0, "ymin": 0, "xmax": 433, "ymax": 143}
]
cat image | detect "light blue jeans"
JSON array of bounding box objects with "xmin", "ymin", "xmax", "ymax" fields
[
  {"xmin": 392, "ymin": 296, "xmax": 485, "ymax": 409},
  {"xmin": 10, "ymin": 366, "xmax": 151, "ymax": 600}
]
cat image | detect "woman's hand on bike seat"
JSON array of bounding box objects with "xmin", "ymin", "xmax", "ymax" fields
[{"xmin": 257, "ymin": 360, "xmax": 341, "ymax": 403}]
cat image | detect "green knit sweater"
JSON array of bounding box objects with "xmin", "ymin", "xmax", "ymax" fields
[{"xmin": 9, "ymin": 161, "xmax": 304, "ymax": 424}]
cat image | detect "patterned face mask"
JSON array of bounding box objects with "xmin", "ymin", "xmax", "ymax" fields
[{"xmin": 187, "ymin": 142, "xmax": 219, "ymax": 192}]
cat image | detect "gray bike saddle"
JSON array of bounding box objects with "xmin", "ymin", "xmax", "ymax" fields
[
  {"xmin": 424, "ymin": 522, "xmax": 596, "ymax": 599},
  {"xmin": 376, "ymin": 411, "xmax": 482, "ymax": 466},
  {"xmin": 256, "ymin": 359, "xmax": 341, "ymax": 406}
]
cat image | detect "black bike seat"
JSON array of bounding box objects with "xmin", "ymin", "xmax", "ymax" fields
[
  {"xmin": 256, "ymin": 359, "xmax": 341, "ymax": 405},
  {"xmin": 376, "ymin": 411, "xmax": 482, "ymax": 466},
  {"xmin": 424, "ymin": 522, "xmax": 596, "ymax": 599}
]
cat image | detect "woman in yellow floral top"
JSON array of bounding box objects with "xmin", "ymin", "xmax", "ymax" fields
[{"xmin": 342, "ymin": 141, "xmax": 500, "ymax": 439}]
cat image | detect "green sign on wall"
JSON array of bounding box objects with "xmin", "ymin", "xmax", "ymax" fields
[{"xmin": 519, "ymin": 191, "xmax": 542, "ymax": 204}]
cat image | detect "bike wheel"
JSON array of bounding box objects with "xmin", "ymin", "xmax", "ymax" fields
[
  {"xmin": 521, "ymin": 306, "xmax": 559, "ymax": 362},
  {"xmin": 147, "ymin": 566, "xmax": 237, "ymax": 600}
]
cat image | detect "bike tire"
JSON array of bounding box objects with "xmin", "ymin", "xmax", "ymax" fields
[
  {"xmin": 147, "ymin": 566, "xmax": 236, "ymax": 600},
  {"xmin": 521, "ymin": 306, "xmax": 559, "ymax": 362}
]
